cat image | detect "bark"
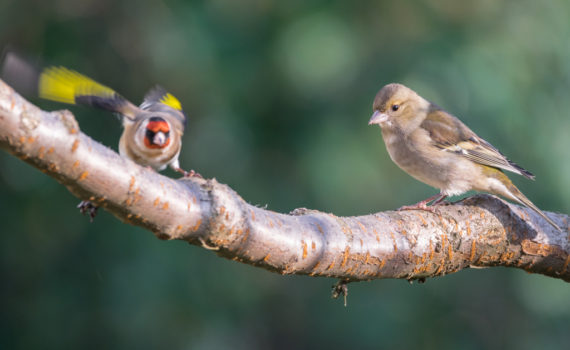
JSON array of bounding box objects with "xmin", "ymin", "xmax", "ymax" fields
[{"xmin": 1, "ymin": 79, "xmax": 569, "ymax": 284}]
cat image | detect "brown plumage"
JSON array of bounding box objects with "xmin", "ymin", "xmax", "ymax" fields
[{"xmin": 369, "ymin": 83, "xmax": 560, "ymax": 231}]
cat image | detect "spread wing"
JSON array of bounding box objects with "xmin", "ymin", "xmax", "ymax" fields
[
  {"xmin": 420, "ymin": 107, "xmax": 535, "ymax": 179},
  {"xmin": 141, "ymin": 86, "xmax": 187, "ymax": 127},
  {"xmin": 39, "ymin": 66, "xmax": 139, "ymax": 120}
]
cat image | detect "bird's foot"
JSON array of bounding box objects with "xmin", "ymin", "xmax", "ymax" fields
[
  {"xmin": 397, "ymin": 193, "xmax": 447, "ymax": 214},
  {"xmin": 174, "ymin": 167, "xmax": 202, "ymax": 178},
  {"xmin": 398, "ymin": 202, "xmax": 439, "ymax": 213},
  {"xmin": 331, "ymin": 279, "xmax": 350, "ymax": 307},
  {"xmin": 77, "ymin": 200, "xmax": 98, "ymax": 222}
]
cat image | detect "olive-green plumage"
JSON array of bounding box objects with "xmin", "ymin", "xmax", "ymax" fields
[{"xmin": 369, "ymin": 83, "xmax": 560, "ymax": 231}]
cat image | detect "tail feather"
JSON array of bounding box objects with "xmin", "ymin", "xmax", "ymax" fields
[
  {"xmin": 507, "ymin": 159, "xmax": 535, "ymax": 180},
  {"xmin": 507, "ymin": 184, "xmax": 561, "ymax": 231}
]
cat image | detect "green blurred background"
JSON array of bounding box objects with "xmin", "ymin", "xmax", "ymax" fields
[{"xmin": 1, "ymin": 0, "xmax": 569, "ymax": 349}]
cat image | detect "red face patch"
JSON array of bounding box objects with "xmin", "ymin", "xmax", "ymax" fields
[
  {"xmin": 146, "ymin": 119, "xmax": 170, "ymax": 134},
  {"xmin": 144, "ymin": 117, "xmax": 171, "ymax": 149}
]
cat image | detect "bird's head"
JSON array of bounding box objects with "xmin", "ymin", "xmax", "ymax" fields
[
  {"xmin": 142, "ymin": 116, "xmax": 171, "ymax": 149},
  {"xmin": 369, "ymin": 83, "xmax": 428, "ymax": 130}
]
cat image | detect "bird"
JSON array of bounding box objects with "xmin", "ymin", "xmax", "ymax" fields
[
  {"xmin": 368, "ymin": 83, "xmax": 561, "ymax": 231},
  {"xmin": 37, "ymin": 66, "xmax": 200, "ymax": 219},
  {"xmin": 38, "ymin": 66, "xmax": 198, "ymax": 177}
]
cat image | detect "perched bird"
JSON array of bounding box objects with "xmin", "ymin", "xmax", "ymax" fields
[
  {"xmin": 368, "ymin": 83, "xmax": 560, "ymax": 231},
  {"xmin": 38, "ymin": 66, "xmax": 197, "ymax": 177},
  {"xmin": 37, "ymin": 67, "xmax": 201, "ymax": 220},
  {"xmin": 1, "ymin": 53, "xmax": 200, "ymax": 219},
  {"xmin": 38, "ymin": 66, "xmax": 199, "ymax": 220}
]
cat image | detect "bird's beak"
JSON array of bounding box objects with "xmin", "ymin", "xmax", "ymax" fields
[
  {"xmin": 368, "ymin": 110, "xmax": 389, "ymax": 126},
  {"xmin": 153, "ymin": 131, "xmax": 167, "ymax": 146}
]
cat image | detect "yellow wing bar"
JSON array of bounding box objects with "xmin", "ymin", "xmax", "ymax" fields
[{"xmin": 39, "ymin": 66, "xmax": 116, "ymax": 104}]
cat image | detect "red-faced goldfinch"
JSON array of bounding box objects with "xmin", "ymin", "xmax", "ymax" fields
[
  {"xmin": 38, "ymin": 66, "xmax": 198, "ymax": 177},
  {"xmin": 37, "ymin": 67, "xmax": 200, "ymax": 220}
]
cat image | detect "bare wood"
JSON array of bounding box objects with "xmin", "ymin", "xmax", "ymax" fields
[{"xmin": 1, "ymin": 79, "xmax": 569, "ymax": 283}]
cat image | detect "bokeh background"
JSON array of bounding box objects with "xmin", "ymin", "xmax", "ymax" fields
[{"xmin": 1, "ymin": 0, "xmax": 569, "ymax": 349}]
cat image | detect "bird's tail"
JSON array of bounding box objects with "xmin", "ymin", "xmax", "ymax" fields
[{"xmin": 504, "ymin": 181, "xmax": 561, "ymax": 231}]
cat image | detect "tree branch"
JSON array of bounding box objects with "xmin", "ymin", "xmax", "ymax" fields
[{"xmin": 1, "ymin": 79, "xmax": 569, "ymax": 283}]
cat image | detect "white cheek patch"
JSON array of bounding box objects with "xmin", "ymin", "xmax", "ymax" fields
[{"xmin": 134, "ymin": 128, "xmax": 146, "ymax": 148}]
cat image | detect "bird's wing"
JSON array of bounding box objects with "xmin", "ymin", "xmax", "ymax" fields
[
  {"xmin": 420, "ymin": 108, "xmax": 535, "ymax": 179},
  {"xmin": 141, "ymin": 86, "xmax": 187, "ymax": 127},
  {"xmin": 39, "ymin": 66, "xmax": 139, "ymax": 120}
]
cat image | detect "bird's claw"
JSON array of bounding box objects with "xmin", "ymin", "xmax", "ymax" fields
[
  {"xmin": 331, "ymin": 279, "xmax": 350, "ymax": 307},
  {"xmin": 77, "ymin": 200, "xmax": 98, "ymax": 222},
  {"xmin": 174, "ymin": 167, "xmax": 203, "ymax": 178},
  {"xmin": 397, "ymin": 203, "xmax": 439, "ymax": 213},
  {"xmin": 186, "ymin": 169, "xmax": 203, "ymax": 178},
  {"xmin": 397, "ymin": 193, "xmax": 447, "ymax": 214}
]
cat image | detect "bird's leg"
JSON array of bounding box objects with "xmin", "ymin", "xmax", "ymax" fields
[
  {"xmin": 331, "ymin": 279, "xmax": 350, "ymax": 307},
  {"xmin": 398, "ymin": 193, "xmax": 447, "ymax": 213},
  {"xmin": 77, "ymin": 200, "xmax": 98, "ymax": 222},
  {"xmin": 431, "ymin": 194, "xmax": 448, "ymax": 206},
  {"xmin": 174, "ymin": 167, "xmax": 202, "ymax": 178}
]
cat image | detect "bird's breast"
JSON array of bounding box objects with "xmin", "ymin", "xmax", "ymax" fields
[
  {"xmin": 119, "ymin": 121, "xmax": 181, "ymax": 170},
  {"xmin": 381, "ymin": 128, "xmax": 435, "ymax": 172},
  {"xmin": 381, "ymin": 128, "xmax": 475, "ymax": 194}
]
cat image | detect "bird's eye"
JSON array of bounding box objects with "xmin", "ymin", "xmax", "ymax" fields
[{"xmin": 391, "ymin": 104, "xmax": 400, "ymax": 112}]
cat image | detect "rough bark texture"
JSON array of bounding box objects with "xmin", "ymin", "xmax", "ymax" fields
[{"xmin": 1, "ymin": 79, "xmax": 569, "ymax": 283}]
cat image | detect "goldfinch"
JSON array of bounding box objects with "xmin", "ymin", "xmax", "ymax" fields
[
  {"xmin": 369, "ymin": 83, "xmax": 560, "ymax": 231},
  {"xmin": 38, "ymin": 66, "xmax": 198, "ymax": 176}
]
